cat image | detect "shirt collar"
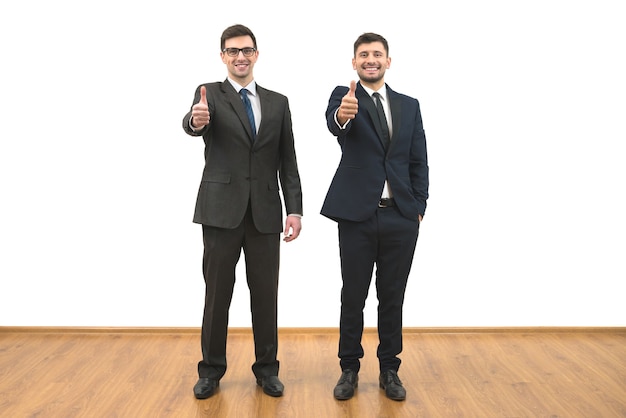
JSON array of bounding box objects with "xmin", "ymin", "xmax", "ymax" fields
[
  {"xmin": 361, "ymin": 83, "xmax": 388, "ymax": 101},
  {"xmin": 227, "ymin": 78, "xmax": 257, "ymax": 96}
]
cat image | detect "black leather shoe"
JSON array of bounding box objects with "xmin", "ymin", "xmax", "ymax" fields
[
  {"xmin": 333, "ymin": 369, "xmax": 358, "ymax": 400},
  {"xmin": 256, "ymin": 375, "xmax": 284, "ymax": 397},
  {"xmin": 193, "ymin": 377, "xmax": 219, "ymax": 399},
  {"xmin": 379, "ymin": 370, "xmax": 406, "ymax": 401}
]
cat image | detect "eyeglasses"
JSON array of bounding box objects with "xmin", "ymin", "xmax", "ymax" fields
[{"xmin": 222, "ymin": 47, "xmax": 257, "ymax": 57}]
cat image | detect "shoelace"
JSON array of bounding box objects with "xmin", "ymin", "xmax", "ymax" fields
[
  {"xmin": 339, "ymin": 371, "xmax": 356, "ymax": 384},
  {"xmin": 383, "ymin": 372, "xmax": 402, "ymax": 385}
]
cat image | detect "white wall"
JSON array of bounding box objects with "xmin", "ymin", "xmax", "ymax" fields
[{"xmin": 1, "ymin": 0, "xmax": 624, "ymax": 327}]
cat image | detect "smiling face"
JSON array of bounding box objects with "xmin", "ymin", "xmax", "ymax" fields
[
  {"xmin": 221, "ymin": 35, "xmax": 258, "ymax": 86},
  {"xmin": 352, "ymin": 41, "xmax": 391, "ymax": 90}
]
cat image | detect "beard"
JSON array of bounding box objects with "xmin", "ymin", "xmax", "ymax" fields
[{"xmin": 357, "ymin": 67, "xmax": 385, "ymax": 84}]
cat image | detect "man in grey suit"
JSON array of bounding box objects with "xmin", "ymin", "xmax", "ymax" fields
[{"xmin": 182, "ymin": 24, "xmax": 303, "ymax": 399}]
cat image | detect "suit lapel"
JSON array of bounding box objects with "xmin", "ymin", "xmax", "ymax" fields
[
  {"xmin": 357, "ymin": 83, "xmax": 387, "ymax": 151},
  {"xmin": 256, "ymin": 85, "xmax": 272, "ymax": 145},
  {"xmin": 221, "ymin": 80, "xmax": 255, "ymax": 145},
  {"xmin": 387, "ymin": 86, "xmax": 402, "ymax": 143}
]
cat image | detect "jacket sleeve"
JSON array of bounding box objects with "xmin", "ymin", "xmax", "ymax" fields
[
  {"xmin": 278, "ymin": 96, "xmax": 303, "ymax": 216},
  {"xmin": 409, "ymin": 99, "xmax": 429, "ymax": 216}
]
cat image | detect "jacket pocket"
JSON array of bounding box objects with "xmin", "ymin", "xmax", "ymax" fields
[
  {"xmin": 202, "ymin": 172, "xmax": 231, "ymax": 183},
  {"xmin": 267, "ymin": 180, "xmax": 279, "ymax": 191}
]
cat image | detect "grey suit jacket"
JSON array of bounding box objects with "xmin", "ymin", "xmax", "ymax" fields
[{"xmin": 182, "ymin": 80, "xmax": 302, "ymax": 233}]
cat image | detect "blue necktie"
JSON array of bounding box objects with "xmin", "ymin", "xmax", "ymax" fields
[{"xmin": 240, "ymin": 88, "xmax": 256, "ymax": 141}]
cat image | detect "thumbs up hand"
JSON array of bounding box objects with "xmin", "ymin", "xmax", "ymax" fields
[
  {"xmin": 337, "ymin": 80, "xmax": 358, "ymax": 125},
  {"xmin": 191, "ymin": 85, "xmax": 210, "ymax": 129}
]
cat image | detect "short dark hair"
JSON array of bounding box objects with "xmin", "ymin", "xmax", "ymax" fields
[
  {"xmin": 220, "ymin": 24, "xmax": 257, "ymax": 50},
  {"xmin": 353, "ymin": 32, "xmax": 389, "ymax": 56}
]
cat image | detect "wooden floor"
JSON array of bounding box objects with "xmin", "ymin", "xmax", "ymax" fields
[{"xmin": 0, "ymin": 328, "xmax": 624, "ymax": 417}]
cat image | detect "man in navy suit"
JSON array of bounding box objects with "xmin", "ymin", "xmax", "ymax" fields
[
  {"xmin": 182, "ymin": 24, "xmax": 303, "ymax": 399},
  {"xmin": 321, "ymin": 32, "xmax": 429, "ymax": 401}
]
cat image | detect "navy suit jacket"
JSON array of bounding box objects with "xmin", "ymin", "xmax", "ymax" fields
[
  {"xmin": 182, "ymin": 80, "xmax": 302, "ymax": 233},
  {"xmin": 321, "ymin": 82, "xmax": 428, "ymax": 222}
]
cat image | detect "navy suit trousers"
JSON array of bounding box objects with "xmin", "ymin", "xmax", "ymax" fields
[{"xmin": 337, "ymin": 205, "xmax": 419, "ymax": 373}]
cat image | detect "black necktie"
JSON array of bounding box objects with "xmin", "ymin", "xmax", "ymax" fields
[
  {"xmin": 373, "ymin": 92, "xmax": 390, "ymax": 147},
  {"xmin": 240, "ymin": 88, "xmax": 256, "ymax": 141}
]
